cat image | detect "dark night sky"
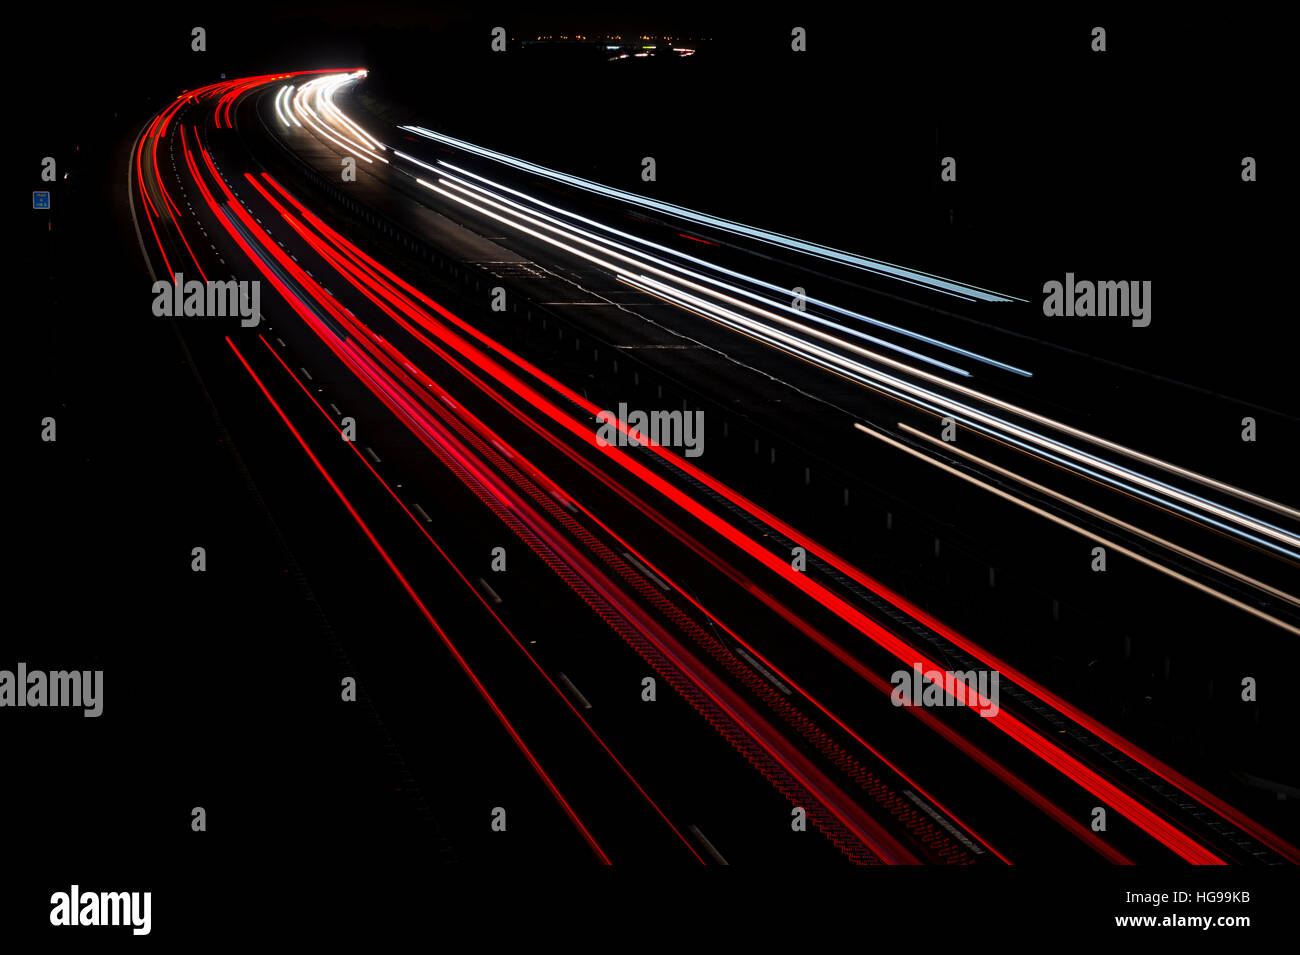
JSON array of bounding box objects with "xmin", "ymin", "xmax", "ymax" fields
[
  {"xmin": 6, "ymin": 4, "xmax": 1297, "ymax": 931},
  {"xmin": 21, "ymin": 4, "xmax": 1292, "ymax": 413}
]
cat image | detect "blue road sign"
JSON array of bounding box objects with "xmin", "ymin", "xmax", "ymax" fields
[{"xmin": 33, "ymin": 191, "xmax": 50, "ymax": 210}]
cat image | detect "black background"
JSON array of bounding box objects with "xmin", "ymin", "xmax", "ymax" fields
[{"xmin": 10, "ymin": 1, "xmax": 1297, "ymax": 940}]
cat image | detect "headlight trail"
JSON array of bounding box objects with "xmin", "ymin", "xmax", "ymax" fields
[
  {"xmin": 127, "ymin": 69, "xmax": 1300, "ymax": 867},
  {"xmin": 393, "ymin": 148, "xmax": 1033, "ymax": 378},
  {"xmin": 405, "ymin": 167, "xmax": 1299, "ymax": 565},
  {"xmin": 398, "ymin": 124, "xmax": 1024, "ymax": 303}
]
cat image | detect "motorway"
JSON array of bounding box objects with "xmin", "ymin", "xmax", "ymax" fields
[{"xmin": 126, "ymin": 69, "xmax": 1300, "ymax": 865}]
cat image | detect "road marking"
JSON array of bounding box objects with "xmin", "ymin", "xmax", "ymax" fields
[
  {"xmin": 733, "ymin": 645, "xmax": 792, "ymax": 696},
  {"xmin": 686, "ymin": 826, "xmax": 728, "ymax": 865},
  {"xmin": 556, "ymin": 672, "xmax": 592, "ymax": 710},
  {"xmin": 621, "ymin": 552, "xmax": 668, "ymax": 590},
  {"xmin": 476, "ymin": 577, "xmax": 503, "ymax": 604}
]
